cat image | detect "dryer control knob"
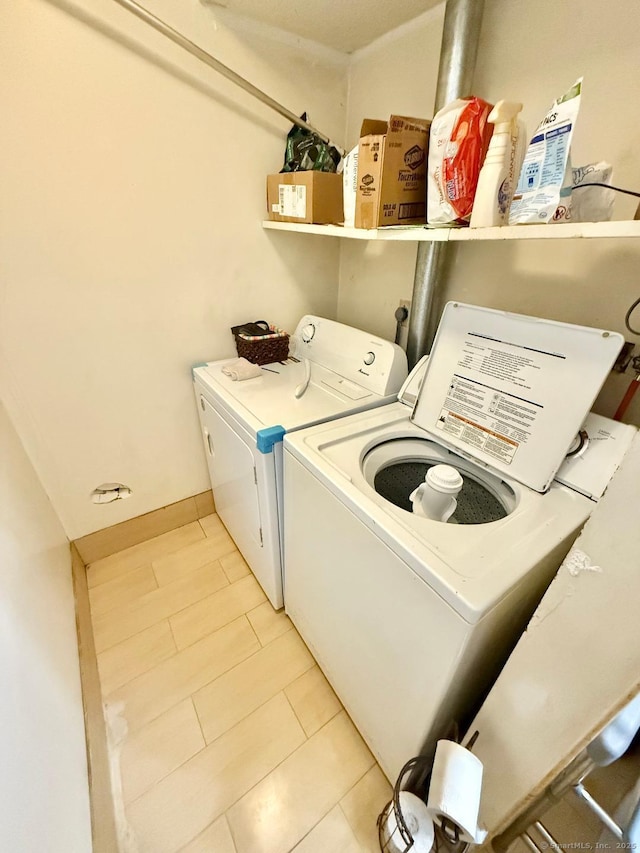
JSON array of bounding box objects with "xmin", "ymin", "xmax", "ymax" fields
[
  {"xmin": 301, "ymin": 323, "xmax": 316, "ymax": 343},
  {"xmin": 363, "ymin": 351, "xmax": 376, "ymax": 366}
]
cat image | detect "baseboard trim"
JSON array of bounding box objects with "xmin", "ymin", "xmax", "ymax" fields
[
  {"xmin": 71, "ymin": 542, "xmax": 119, "ymax": 852},
  {"xmin": 73, "ymin": 490, "xmax": 215, "ymax": 564}
]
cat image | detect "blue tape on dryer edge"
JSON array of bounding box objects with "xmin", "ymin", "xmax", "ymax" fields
[
  {"xmin": 191, "ymin": 362, "xmax": 208, "ymax": 378},
  {"xmin": 257, "ymin": 426, "xmax": 286, "ymax": 454}
]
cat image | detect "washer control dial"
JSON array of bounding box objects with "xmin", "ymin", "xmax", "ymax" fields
[
  {"xmin": 363, "ymin": 351, "xmax": 376, "ymax": 366},
  {"xmin": 301, "ymin": 323, "xmax": 316, "ymax": 343},
  {"xmin": 566, "ymin": 428, "xmax": 589, "ymax": 458}
]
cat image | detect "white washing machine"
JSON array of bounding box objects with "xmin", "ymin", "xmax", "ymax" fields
[
  {"xmin": 192, "ymin": 316, "xmax": 407, "ymax": 609},
  {"xmin": 283, "ymin": 303, "xmax": 636, "ymax": 783}
]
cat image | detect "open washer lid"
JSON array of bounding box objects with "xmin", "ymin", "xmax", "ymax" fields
[{"xmin": 411, "ymin": 302, "xmax": 624, "ymax": 493}]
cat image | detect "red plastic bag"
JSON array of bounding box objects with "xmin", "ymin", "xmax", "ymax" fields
[{"xmin": 428, "ymin": 97, "xmax": 493, "ymax": 225}]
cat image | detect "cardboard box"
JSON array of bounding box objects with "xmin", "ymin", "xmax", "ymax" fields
[
  {"xmin": 266, "ymin": 172, "xmax": 343, "ymax": 225},
  {"xmin": 355, "ymin": 115, "xmax": 431, "ymax": 229}
]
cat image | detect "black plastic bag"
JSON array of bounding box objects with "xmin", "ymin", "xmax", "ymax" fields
[{"xmin": 281, "ymin": 113, "xmax": 341, "ymax": 173}]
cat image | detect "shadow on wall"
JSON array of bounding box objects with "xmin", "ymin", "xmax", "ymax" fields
[
  {"xmin": 46, "ymin": 0, "xmax": 286, "ymax": 141},
  {"xmin": 337, "ymin": 236, "xmax": 640, "ymax": 428},
  {"xmin": 337, "ymin": 240, "xmax": 421, "ymax": 340},
  {"xmin": 263, "ymin": 231, "xmax": 342, "ymax": 321},
  {"xmin": 438, "ymin": 240, "xmax": 640, "ymax": 426},
  {"xmin": 444, "ymin": 241, "xmax": 638, "ymax": 324}
]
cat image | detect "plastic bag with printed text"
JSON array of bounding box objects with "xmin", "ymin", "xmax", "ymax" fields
[
  {"xmin": 427, "ymin": 96, "xmax": 494, "ymax": 226},
  {"xmin": 509, "ymin": 78, "xmax": 583, "ymax": 224}
]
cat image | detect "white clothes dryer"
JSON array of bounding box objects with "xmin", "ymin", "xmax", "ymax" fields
[
  {"xmin": 283, "ymin": 303, "xmax": 635, "ymax": 783},
  {"xmin": 192, "ymin": 316, "xmax": 407, "ymax": 609}
]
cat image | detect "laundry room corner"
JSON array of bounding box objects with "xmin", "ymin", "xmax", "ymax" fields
[
  {"xmin": 0, "ymin": 400, "xmax": 92, "ymax": 852},
  {"xmin": 0, "ymin": 0, "xmax": 346, "ymax": 541},
  {"xmin": 336, "ymin": 0, "xmax": 640, "ymax": 426},
  {"xmin": 336, "ymin": 4, "xmax": 444, "ymax": 341},
  {"xmin": 3, "ymin": 0, "xmax": 640, "ymax": 850}
]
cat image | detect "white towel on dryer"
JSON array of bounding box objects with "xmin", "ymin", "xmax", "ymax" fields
[{"xmin": 221, "ymin": 357, "xmax": 262, "ymax": 381}]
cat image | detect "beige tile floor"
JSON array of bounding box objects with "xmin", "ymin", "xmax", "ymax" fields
[{"xmin": 87, "ymin": 515, "xmax": 392, "ymax": 853}]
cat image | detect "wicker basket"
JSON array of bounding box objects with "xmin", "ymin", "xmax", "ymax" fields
[{"xmin": 231, "ymin": 321, "xmax": 290, "ymax": 366}]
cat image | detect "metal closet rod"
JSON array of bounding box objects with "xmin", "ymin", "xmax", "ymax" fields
[{"xmin": 111, "ymin": 0, "xmax": 333, "ymax": 144}]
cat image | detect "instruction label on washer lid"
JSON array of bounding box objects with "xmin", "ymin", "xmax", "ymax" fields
[
  {"xmin": 438, "ymin": 384, "xmax": 529, "ymax": 464},
  {"xmin": 411, "ymin": 303, "xmax": 624, "ymax": 492},
  {"xmin": 436, "ymin": 340, "xmax": 547, "ymax": 464},
  {"xmin": 277, "ymin": 184, "xmax": 307, "ymax": 218}
]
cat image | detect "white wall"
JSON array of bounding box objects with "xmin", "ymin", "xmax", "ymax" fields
[
  {"xmin": 0, "ymin": 0, "xmax": 347, "ymax": 538},
  {"xmin": 0, "ymin": 401, "xmax": 91, "ymax": 851},
  {"xmin": 4, "ymin": 0, "xmax": 639, "ymax": 541},
  {"xmin": 339, "ymin": 0, "xmax": 640, "ymax": 426},
  {"xmin": 469, "ymin": 433, "xmax": 640, "ymax": 836}
]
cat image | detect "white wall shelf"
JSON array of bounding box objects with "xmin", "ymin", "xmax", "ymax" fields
[
  {"xmin": 263, "ymin": 219, "xmax": 640, "ymax": 242},
  {"xmin": 262, "ymin": 221, "xmax": 448, "ymax": 241}
]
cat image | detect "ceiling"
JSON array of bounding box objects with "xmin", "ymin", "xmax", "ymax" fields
[{"xmin": 203, "ymin": 0, "xmax": 444, "ymax": 54}]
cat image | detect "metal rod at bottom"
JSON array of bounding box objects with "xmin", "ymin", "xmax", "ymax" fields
[
  {"xmin": 492, "ymin": 752, "xmax": 596, "ymax": 852},
  {"xmin": 110, "ymin": 0, "xmax": 332, "ymax": 143},
  {"xmin": 519, "ymin": 822, "xmax": 561, "ymax": 853},
  {"xmin": 573, "ymin": 784, "xmax": 623, "ymax": 839},
  {"xmin": 534, "ymin": 821, "xmax": 561, "ymax": 848},
  {"xmin": 521, "ymin": 832, "xmax": 543, "ymax": 853}
]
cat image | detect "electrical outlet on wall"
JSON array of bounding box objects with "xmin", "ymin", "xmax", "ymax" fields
[{"xmin": 395, "ymin": 299, "xmax": 411, "ymax": 349}]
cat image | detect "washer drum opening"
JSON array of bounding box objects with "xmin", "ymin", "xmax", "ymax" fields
[{"xmin": 362, "ymin": 439, "xmax": 516, "ymax": 525}]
